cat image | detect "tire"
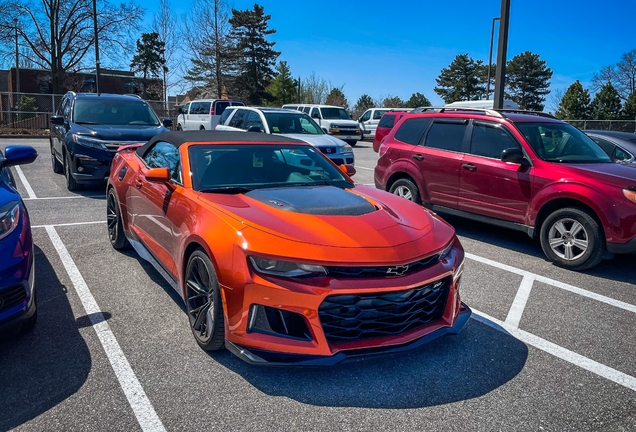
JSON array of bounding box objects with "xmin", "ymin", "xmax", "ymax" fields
[
  {"xmin": 185, "ymin": 249, "xmax": 225, "ymax": 351},
  {"xmin": 176, "ymin": 124, "xmax": 183, "ymax": 131},
  {"xmin": 346, "ymin": 140, "xmax": 357, "ymax": 146},
  {"xmin": 539, "ymin": 207, "xmax": 605, "ymax": 270},
  {"xmin": 51, "ymin": 141, "xmax": 63, "ymax": 173},
  {"xmin": 64, "ymin": 152, "xmax": 81, "ymax": 191},
  {"xmin": 107, "ymin": 188, "xmax": 129, "ymax": 250},
  {"xmin": 389, "ymin": 178, "xmax": 421, "ymax": 204}
]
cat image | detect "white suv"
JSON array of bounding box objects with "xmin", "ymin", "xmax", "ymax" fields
[
  {"xmin": 215, "ymin": 107, "xmax": 355, "ymax": 165},
  {"xmin": 282, "ymin": 104, "xmax": 361, "ymax": 146},
  {"xmin": 176, "ymin": 99, "xmax": 245, "ymax": 131}
]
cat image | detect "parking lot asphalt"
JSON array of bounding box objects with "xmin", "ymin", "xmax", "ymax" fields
[{"xmin": 1, "ymin": 137, "xmax": 635, "ymax": 431}]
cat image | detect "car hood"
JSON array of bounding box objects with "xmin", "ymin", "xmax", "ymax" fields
[
  {"xmin": 72, "ymin": 124, "xmax": 168, "ymax": 142},
  {"xmin": 560, "ymin": 162, "xmax": 636, "ymax": 187},
  {"xmin": 198, "ymin": 185, "xmax": 437, "ymax": 248},
  {"xmin": 274, "ymin": 133, "xmax": 347, "ymax": 148}
]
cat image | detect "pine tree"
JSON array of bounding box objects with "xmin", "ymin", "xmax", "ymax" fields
[
  {"xmin": 624, "ymin": 91, "xmax": 636, "ymax": 120},
  {"xmin": 130, "ymin": 32, "xmax": 167, "ymax": 99},
  {"xmin": 434, "ymin": 54, "xmax": 486, "ymax": 103},
  {"xmin": 591, "ymin": 82, "xmax": 623, "ymax": 120},
  {"xmin": 405, "ymin": 92, "xmax": 431, "ymax": 108},
  {"xmin": 352, "ymin": 94, "xmax": 374, "ymax": 118},
  {"xmin": 325, "ymin": 88, "xmax": 349, "ymax": 110},
  {"xmin": 555, "ymin": 80, "xmax": 591, "ymax": 120},
  {"xmin": 229, "ymin": 4, "xmax": 280, "ymax": 104},
  {"xmin": 265, "ymin": 61, "xmax": 297, "ymax": 106},
  {"xmin": 382, "ymin": 96, "xmax": 405, "ymax": 107},
  {"xmin": 505, "ymin": 51, "xmax": 553, "ymax": 111}
]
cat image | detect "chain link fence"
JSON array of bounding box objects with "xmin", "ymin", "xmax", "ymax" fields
[
  {"xmin": 564, "ymin": 120, "xmax": 636, "ymax": 133},
  {"xmin": 0, "ymin": 92, "xmax": 177, "ymax": 133}
]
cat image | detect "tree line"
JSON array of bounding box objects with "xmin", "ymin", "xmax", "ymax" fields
[{"xmin": 555, "ymin": 49, "xmax": 636, "ymax": 121}]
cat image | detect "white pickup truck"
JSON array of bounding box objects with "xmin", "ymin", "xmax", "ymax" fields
[{"xmin": 282, "ymin": 104, "xmax": 361, "ymax": 146}]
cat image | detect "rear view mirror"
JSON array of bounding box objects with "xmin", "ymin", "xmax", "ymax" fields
[
  {"xmin": 145, "ymin": 167, "xmax": 170, "ymax": 182},
  {"xmin": 312, "ymin": 113, "xmax": 321, "ymax": 119},
  {"xmin": 339, "ymin": 164, "xmax": 356, "ymax": 177},
  {"xmin": 2, "ymin": 146, "xmax": 38, "ymax": 167}
]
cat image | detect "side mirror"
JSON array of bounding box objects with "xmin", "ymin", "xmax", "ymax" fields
[
  {"xmin": 311, "ymin": 112, "xmax": 321, "ymax": 119},
  {"xmin": 247, "ymin": 126, "xmax": 263, "ymax": 133},
  {"xmin": 501, "ymin": 148, "xmax": 530, "ymax": 166},
  {"xmin": 145, "ymin": 167, "xmax": 170, "ymax": 183},
  {"xmin": 177, "ymin": 107, "xmax": 183, "ymax": 114},
  {"xmin": 2, "ymin": 146, "xmax": 38, "ymax": 167},
  {"xmin": 339, "ymin": 164, "xmax": 356, "ymax": 177},
  {"xmin": 163, "ymin": 118, "xmax": 173, "ymax": 127},
  {"xmin": 50, "ymin": 115, "xmax": 64, "ymax": 125}
]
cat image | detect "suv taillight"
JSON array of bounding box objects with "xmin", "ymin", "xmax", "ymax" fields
[
  {"xmin": 210, "ymin": 106, "xmax": 215, "ymax": 115},
  {"xmin": 379, "ymin": 143, "xmax": 390, "ymax": 158}
]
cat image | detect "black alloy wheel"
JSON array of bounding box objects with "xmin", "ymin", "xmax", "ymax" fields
[
  {"xmin": 185, "ymin": 249, "xmax": 225, "ymax": 351},
  {"xmin": 51, "ymin": 141, "xmax": 63, "ymax": 173},
  {"xmin": 64, "ymin": 152, "xmax": 81, "ymax": 191},
  {"xmin": 107, "ymin": 188, "xmax": 129, "ymax": 250}
]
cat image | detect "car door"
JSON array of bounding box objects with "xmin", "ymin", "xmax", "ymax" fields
[
  {"xmin": 185, "ymin": 102, "xmax": 200, "ymax": 130},
  {"xmin": 358, "ymin": 110, "xmax": 372, "ymax": 136},
  {"xmin": 51, "ymin": 97, "xmax": 71, "ymax": 161},
  {"xmin": 179, "ymin": 102, "xmax": 190, "ymax": 130},
  {"xmin": 410, "ymin": 118, "xmax": 468, "ymax": 208},
  {"xmin": 458, "ymin": 121, "xmax": 531, "ymax": 223},
  {"xmin": 212, "ymin": 100, "xmax": 230, "ymax": 129},
  {"xmin": 129, "ymin": 141, "xmax": 184, "ymax": 275}
]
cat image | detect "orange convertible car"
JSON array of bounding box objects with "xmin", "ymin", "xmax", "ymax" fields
[{"xmin": 106, "ymin": 131, "xmax": 471, "ymax": 365}]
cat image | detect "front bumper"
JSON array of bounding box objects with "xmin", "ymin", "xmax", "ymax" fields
[
  {"xmin": 69, "ymin": 145, "xmax": 114, "ymax": 184},
  {"xmin": 226, "ymin": 303, "xmax": 471, "ymax": 366}
]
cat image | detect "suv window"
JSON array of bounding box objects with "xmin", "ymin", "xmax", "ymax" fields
[
  {"xmin": 219, "ymin": 107, "xmax": 236, "ymax": 125},
  {"xmin": 245, "ymin": 111, "xmax": 264, "ymax": 131},
  {"xmin": 470, "ymin": 122, "xmax": 519, "ymax": 159},
  {"xmin": 378, "ymin": 113, "xmax": 399, "ymax": 129},
  {"xmin": 359, "ymin": 111, "xmax": 371, "ymax": 122},
  {"xmin": 62, "ymin": 98, "xmax": 71, "ymax": 119},
  {"xmin": 394, "ymin": 118, "xmax": 432, "ymax": 145},
  {"xmin": 143, "ymin": 141, "xmax": 182, "ymax": 183},
  {"xmin": 229, "ymin": 110, "xmax": 246, "ymax": 128},
  {"xmin": 373, "ymin": 110, "xmax": 387, "ymax": 120},
  {"xmin": 215, "ymin": 100, "xmax": 230, "ymax": 115},
  {"xmin": 425, "ymin": 121, "xmax": 467, "ymax": 152}
]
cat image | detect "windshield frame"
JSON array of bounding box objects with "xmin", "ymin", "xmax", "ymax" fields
[
  {"xmin": 515, "ymin": 122, "xmax": 612, "ymax": 164},
  {"xmin": 188, "ymin": 143, "xmax": 354, "ymax": 192}
]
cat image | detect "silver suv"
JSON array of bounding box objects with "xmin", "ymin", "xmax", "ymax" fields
[{"xmin": 215, "ymin": 107, "xmax": 355, "ymax": 165}]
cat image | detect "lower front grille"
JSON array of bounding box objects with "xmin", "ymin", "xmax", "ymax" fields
[
  {"xmin": 318, "ymin": 278, "xmax": 449, "ymax": 343},
  {"xmin": 0, "ymin": 285, "xmax": 27, "ymax": 312}
]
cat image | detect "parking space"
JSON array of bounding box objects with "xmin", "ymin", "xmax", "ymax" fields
[{"xmin": 1, "ymin": 138, "xmax": 635, "ymax": 430}]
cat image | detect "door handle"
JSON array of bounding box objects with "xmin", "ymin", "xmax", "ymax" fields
[
  {"xmin": 412, "ymin": 154, "xmax": 424, "ymax": 161},
  {"xmin": 461, "ymin": 163, "xmax": 477, "ymax": 171},
  {"xmin": 135, "ymin": 179, "xmax": 143, "ymax": 189}
]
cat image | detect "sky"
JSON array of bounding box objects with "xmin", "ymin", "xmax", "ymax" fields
[{"xmin": 137, "ymin": 0, "xmax": 636, "ymax": 110}]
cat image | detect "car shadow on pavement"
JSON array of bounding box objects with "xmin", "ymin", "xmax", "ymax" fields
[
  {"xmin": 0, "ymin": 245, "xmax": 91, "ymax": 431},
  {"xmin": 210, "ymin": 319, "xmax": 528, "ymax": 409}
]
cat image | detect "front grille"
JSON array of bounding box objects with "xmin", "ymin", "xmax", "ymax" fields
[
  {"xmin": 318, "ymin": 277, "xmax": 449, "ymax": 342},
  {"xmin": 319, "ymin": 147, "xmax": 337, "ymax": 154},
  {"xmin": 325, "ymin": 254, "xmax": 439, "ymax": 278},
  {"xmin": 0, "ymin": 285, "xmax": 27, "ymax": 312},
  {"xmin": 104, "ymin": 143, "xmax": 121, "ymax": 152}
]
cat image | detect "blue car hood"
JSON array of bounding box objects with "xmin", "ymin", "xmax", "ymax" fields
[{"xmin": 73, "ymin": 124, "xmax": 168, "ymax": 142}]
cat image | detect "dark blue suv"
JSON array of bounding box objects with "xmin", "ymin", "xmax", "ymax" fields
[
  {"xmin": 0, "ymin": 145, "xmax": 37, "ymax": 334},
  {"xmin": 50, "ymin": 93, "xmax": 172, "ymax": 190}
]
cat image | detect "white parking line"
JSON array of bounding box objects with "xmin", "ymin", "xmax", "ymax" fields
[
  {"xmin": 14, "ymin": 166, "xmax": 37, "ymax": 199},
  {"xmin": 466, "ymin": 252, "xmax": 636, "ymax": 314},
  {"xmin": 355, "ymin": 166, "xmax": 374, "ymax": 171},
  {"xmin": 32, "ymin": 221, "xmax": 106, "ymax": 229},
  {"xmin": 505, "ymin": 274, "xmax": 535, "ymax": 328},
  {"xmin": 45, "ymin": 226, "xmax": 166, "ymax": 432},
  {"xmin": 471, "ymin": 310, "xmax": 636, "ymax": 392},
  {"xmin": 24, "ymin": 195, "xmax": 105, "ymax": 201}
]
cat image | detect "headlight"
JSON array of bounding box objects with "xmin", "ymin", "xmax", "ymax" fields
[
  {"xmin": 249, "ymin": 256, "xmax": 327, "ymax": 277},
  {"xmin": 340, "ymin": 144, "xmax": 353, "ymax": 154},
  {"xmin": 438, "ymin": 240, "xmax": 455, "ymax": 260},
  {"xmin": 624, "ymin": 188, "xmax": 636, "ymax": 204},
  {"xmin": 0, "ymin": 202, "xmax": 20, "ymax": 241},
  {"xmin": 72, "ymin": 134, "xmax": 107, "ymax": 150}
]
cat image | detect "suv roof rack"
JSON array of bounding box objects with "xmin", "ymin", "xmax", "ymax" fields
[
  {"xmin": 494, "ymin": 109, "xmax": 557, "ymax": 119},
  {"xmin": 411, "ymin": 106, "xmax": 505, "ymax": 118}
]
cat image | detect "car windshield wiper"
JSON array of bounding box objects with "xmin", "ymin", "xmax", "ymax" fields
[
  {"xmin": 75, "ymin": 121, "xmax": 102, "ymax": 125},
  {"xmin": 199, "ymin": 186, "xmax": 253, "ymax": 194}
]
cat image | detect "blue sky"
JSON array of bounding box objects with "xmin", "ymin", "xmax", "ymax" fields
[{"xmin": 139, "ymin": 0, "xmax": 636, "ymax": 108}]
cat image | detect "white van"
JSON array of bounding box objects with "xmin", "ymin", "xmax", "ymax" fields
[
  {"xmin": 282, "ymin": 104, "xmax": 361, "ymax": 145},
  {"xmin": 176, "ymin": 99, "xmax": 245, "ymax": 131},
  {"xmin": 358, "ymin": 108, "xmax": 411, "ymax": 139},
  {"xmin": 444, "ymin": 100, "xmax": 519, "ymax": 109}
]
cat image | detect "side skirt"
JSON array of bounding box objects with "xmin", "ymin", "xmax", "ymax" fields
[{"xmin": 126, "ymin": 236, "xmax": 182, "ymax": 297}]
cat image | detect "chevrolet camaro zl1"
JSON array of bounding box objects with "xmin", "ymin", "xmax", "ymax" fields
[{"xmin": 106, "ymin": 131, "xmax": 470, "ymax": 365}]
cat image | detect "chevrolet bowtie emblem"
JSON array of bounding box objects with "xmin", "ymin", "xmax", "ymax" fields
[{"xmin": 387, "ymin": 265, "xmax": 409, "ymax": 276}]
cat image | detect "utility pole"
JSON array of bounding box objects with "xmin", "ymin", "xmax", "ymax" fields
[
  {"xmin": 486, "ymin": 17, "xmax": 499, "ymax": 100},
  {"xmin": 93, "ymin": 0, "xmax": 101, "ymax": 94},
  {"xmin": 493, "ymin": 0, "xmax": 510, "ymax": 109}
]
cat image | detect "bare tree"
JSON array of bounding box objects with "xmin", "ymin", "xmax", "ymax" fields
[
  {"xmin": 547, "ymin": 87, "xmax": 565, "ymax": 114},
  {"xmin": 616, "ymin": 49, "xmax": 636, "ymax": 100},
  {"xmin": 152, "ymin": 0, "xmax": 181, "ymax": 105},
  {"xmin": 0, "ymin": 0, "xmax": 143, "ymax": 93},
  {"xmin": 591, "ymin": 65, "xmax": 618, "ymax": 94},
  {"xmin": 184, "ymin": 0, "xmax": 234, "ymax": 99},
  {"xmin": 301, "ymin": 72, "xmax": 332, "ymax": 104}
]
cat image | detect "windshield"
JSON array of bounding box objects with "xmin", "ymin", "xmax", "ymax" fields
[
  {"xmin": 73, "ymin": 99, "xmax": 161, "ymax": 126},
  {"xmin": 515, "ymin": 122, "xmax": 612, "ymax": 163},
  {"xmin": 189, "ymin": 144, "xmax": 353, "ymax": 192},
  {"xmin": 320, "ymin": 108, "xmax": 352, "ymax": 120},
  {"xmin": 263, "ymin": 112, "xmax": 324, "ymax": 135}
]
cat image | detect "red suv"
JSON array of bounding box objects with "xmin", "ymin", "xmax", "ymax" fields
[
  {"xmin": 374, "ymin": 109, "xmax": 636, "ymax": 270},
  {"xmin": 373, "ymin": 111, "xmax": 410, "ymax": 152}
]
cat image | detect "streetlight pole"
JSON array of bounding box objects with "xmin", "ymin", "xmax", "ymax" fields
[
  {"xmin": 486, "ymin": 17, "xmax": 499, "ymax": 101},
  {"xmin": 93, "ymin": 0, "xmax": 101, "ymax": 94},
  {"xmin": 493, "ymin": 0, "xmax": 510, "ymax": 110}
]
